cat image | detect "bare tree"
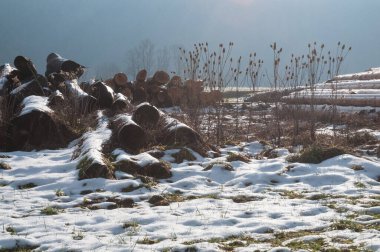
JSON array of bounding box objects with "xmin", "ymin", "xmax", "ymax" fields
[
  {"xmin": 156, "ymin": 46, "xmax": 170, "ymax": 71},
  {"xmin": 125, "ymin": 39, "xmax": 155, "ymax": 77}
]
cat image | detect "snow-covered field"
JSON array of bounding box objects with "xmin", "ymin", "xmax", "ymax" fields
[
  {"xmin": 286, "ymin": 67, "xmax": 380, "ymax": 103},
  {"xmin": 1, "ymin": 142, "xmax": 380, "ymax": 251}
]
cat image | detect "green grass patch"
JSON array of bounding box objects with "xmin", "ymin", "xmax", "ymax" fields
[
  {"xmin": 6, "ymin": 226, "xmax": 16, "ymax": 235},
  {"xmin": 351, "ymin": 164, "xmax": 364, "ymax": 171},
  {"xmin": 354, "ymin": 181, "xmax": 366, "ymax": 189},
  {"xmin": 137, "ymin": 236, "xmax": 160, "ymax": 245},
  {"xmin": 286, "ymin": 238, "xmax": 325, "ymax": 252},
  {"xmin": 0, "ymin": 246, "xmax": 39, "ymax": 252},
  {"xmin": 0, "ymin": 161, "xmax": 11, "ymax": 170},
  {"xmin": 203, "ymin": 161, "xmax": 234, "ymax": 171},
  {"xmin": 331, "ymin": 219, "xmax": 364, "ymax": 232},
  {"xmin": 148, "ymin": 192, "xmax": 220, "ymax": 206},
  {"xmin": 18, "ymin": 183, "xmax": 37, "ymax": 190},
  {"xmin": 55, "ymin": 189, "xmax": 66, "ymax": 197},
  {"xmin": 41, "ymin": 206, "xmax": 62, "ymax": 215},
  {"xmin": 279, "ymin": 190, "xmax": 305, "ymax": 199}
]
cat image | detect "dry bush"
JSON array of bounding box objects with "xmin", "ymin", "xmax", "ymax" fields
[{"xmin": 287, "ymin": 145, "xmax": 346, "ymax": 164}]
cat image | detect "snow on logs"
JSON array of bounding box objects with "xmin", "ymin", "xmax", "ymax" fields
[
  {"xmin": 111, "ymin": 114, "xmax": 146, "ymax": 151},
  {"xmin": 88, "ymin": 81, "xmax": 115, "ymax": 109},
  {"xmin": 131, "ymin": 102, "xmax": 160, "ymax": 128},
  {"xmin": 64, "ymin": 80, "xmax": 98, "ymax": 114},
  {"xmin": 45, "ymin": 53, "xmax": 85, "ymax": 79},
  {"xmin": 8, "ymin": 75, "xmax": 48, "ymax": 113},
  {"xmin": 12, "ymin": 55, "xmax": 38, "ymax": 82},
  {"xmin": 133, "ymin": 103, "xmax": 202, "ymax": 147},
  {"xmin": 81, "ymin": 80, "xmax": 132, "ymax": 111},
  {"xmin": 111, "ymin": 102, "xmax": 209, "ymax": 154},
  {"xmin": 113, "ymin": 150, "xmax": 172, "ymax": 179},
  {"xmin": 6, "ymin": 95, "xmax": 77, "ymax": 151},
  {"xmin": 75, "ymin": 112, "xmax": 114, "ymax": 180},
  {"xmin": 112, "ymin": 93, "xmax": 131, "ymax": 112}
]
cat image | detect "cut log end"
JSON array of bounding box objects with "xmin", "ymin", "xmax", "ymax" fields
[
  {"xmin": 113, "ymin": 73, "xmax": 128, "ymax": 87},
  {"xmin": 113, "ymin": 115, "xmax": 146, "ymax": 151},
  {"xmin": 132, "ymin": 103, "xmax": 160, "ymax": 128}
]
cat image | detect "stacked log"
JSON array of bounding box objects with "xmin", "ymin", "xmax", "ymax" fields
[
  {"xmin": 45, "ymin": 53, "xmax": 85, "ymax": 79},
  {"xmin": 7, "ymin": 75, "xmax": 48, "ymax": 113},
  {"xmin": 114, "ymin": 152, "xmax": 171, "ymax": 179},
  {"xmin": 13, "ymin": 56, "xmax": 38, "ymax": 82},
  {"xmin": 112, "ymin": 93, "xmax": 131, "ymax": 112},
  {"xmin": 6, "ymin": 95, "xmax": 77, "ymax": 151},
  {"xmin": 74, "ymin": 112, "xmax": 114, "ymax": 180},
  {"xmin": 64, "ymin": 80, "xmax": 98, "ymax": 114},
  {"xmin": 132, "ymin": 102, "xmax": 160, "ymax": 128},
  {"xmin": 105, "ymin": 72, "xmax": 132, "ymax": 99},
  {"xmin": 112, "ymin": 114, "xmax": 146, "ymax": 151},
  {"xmin": 1, "ymin": 54, "xmax": 217, "ymax": 180},
  {"xmin": 90, "ymin": 81, "xmax": 115, "ymax": 109},
  {"xmin": 116, "ymin": 69, "xmax": 222, "ymax": 109}
]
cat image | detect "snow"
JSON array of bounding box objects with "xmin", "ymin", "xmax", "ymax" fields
[
  {"xmin": 65, "ymin": 79, "xmax": 88, "ymax": 97},
  {"xmin": 113, "ymin": 149, "xmax": 159, "ymax": 167},
  {"xmin": 0, "ymin": 63, "xmax": 15, "ymax": 91},
  {"xmin": 286, "ymin": 67, "xmax": 380, "ymax": 105},
  {"xmin": 19, "ymin": 95, "xmax": 53, "ymax": 116},
  {"xmin": 76, "ymin": 111, "xmax": 112, "ymax": 165},
  {"xmin": 1, "ymin": 141, "xmax": 379, "ymax": 251}
]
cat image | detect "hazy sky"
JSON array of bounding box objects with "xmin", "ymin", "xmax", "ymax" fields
[{"xmin": 1, "ymin": 0, "xmax": 379, "ymax": 78}]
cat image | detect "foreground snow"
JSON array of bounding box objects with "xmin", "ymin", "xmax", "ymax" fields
[{"xmin": 0, "ymin": 142, "xmax": 379, "ymax": 251}]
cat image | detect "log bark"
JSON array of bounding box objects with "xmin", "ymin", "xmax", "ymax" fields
[
  {"xmin": 132, "ymin": 86, "xmax": 147, "ymax": 105},
  {"xmin": 136, "ymin": 69, "xmax": 147, "ymax": 82},
  {"xmin": 132, "ymin": 102, "xmax": 160, "ymax": 128},
  {"xmin": 112, "ymin": 93, "xmax": 131, "ymax": 112},
  {"xmin": 132, "ymin": 103, "xmax": 210, "ymax": 155},
  {"xmin": 152, "ymin": 70, "xmax": 170, "ymax": 85},
  {"xmin": 113, "ymin": 72, "xmax": 128, "ymax": 87},
  {"xmin": 8, "ymin": 75, "xmax": 48, "ymax": 113},
  {"xmin": 159, "ymin": 115, "xmax": 202, "ymax": 147},
  {"xmin": 48, "ymin": 90, "xmax": 65, "ymax": 107},
  {"xmin": 112, "ymin": 114, "xmax": 146, "ymax": 151},
  {"xmin": 75, "ymin": 113, "xmax": 114, "ymax": 180},
  {"xmin": 167, "ymin": 75, "xmax": 182, "ymax": 88},
  {"xmin": 6, "ymin": 96, "xmax": 77, "ymax": 151},
  {"xmin": 64, "ymin": 80, "xmax": 98, "ymax": 114},
  {"xmin": 91, "ymin": 81, "xmax": 114, "ymax": 109},
  {"xmin": 45, "ymin": 53, "xmax": 84, "ymax": 79},
  {"xmin": 13, "ymin": 56, "xmax": 38, "ymax": 81}
]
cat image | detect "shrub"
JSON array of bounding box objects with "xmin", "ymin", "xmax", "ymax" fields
[
  {"xmin": 0, "ymin": 161, "xmax": 11, "ymax": 170},
  {"xmin": 347, "ymin": 132, "xmax": 377, "ymax": 146},
  {"xmin": 171, "ymin": 148, "xmax": 196, "ymax": 163},
  {"xmin": 226, "ymin": 152, "xmax": 251, "ymax": 163},
  {"xmin": 287, "ymin": 145, "xmax": 346, "ymax": 164}
]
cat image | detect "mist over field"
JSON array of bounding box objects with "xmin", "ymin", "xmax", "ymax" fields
[{"xmin": 1, "ymin": 0, "xmax": 379, "ymax": 79}]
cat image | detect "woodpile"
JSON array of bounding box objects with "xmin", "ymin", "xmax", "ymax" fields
[
  {"xmin": 0, "ymin": 53, "xmax": 217, "ymax": 180},
  {"xmin": 102, "ymin": 70, "xmax": 222, "ymax": 109}
]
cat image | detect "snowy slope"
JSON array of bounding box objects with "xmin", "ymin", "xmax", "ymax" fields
[{"xmin": 0, "ymin": 142, "xmax": 379, "ymax": 251}]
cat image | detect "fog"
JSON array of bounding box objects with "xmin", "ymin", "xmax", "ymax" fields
[{"xmin": 1, "ymin": 0, "xmax": 379, "ymax": 80}]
